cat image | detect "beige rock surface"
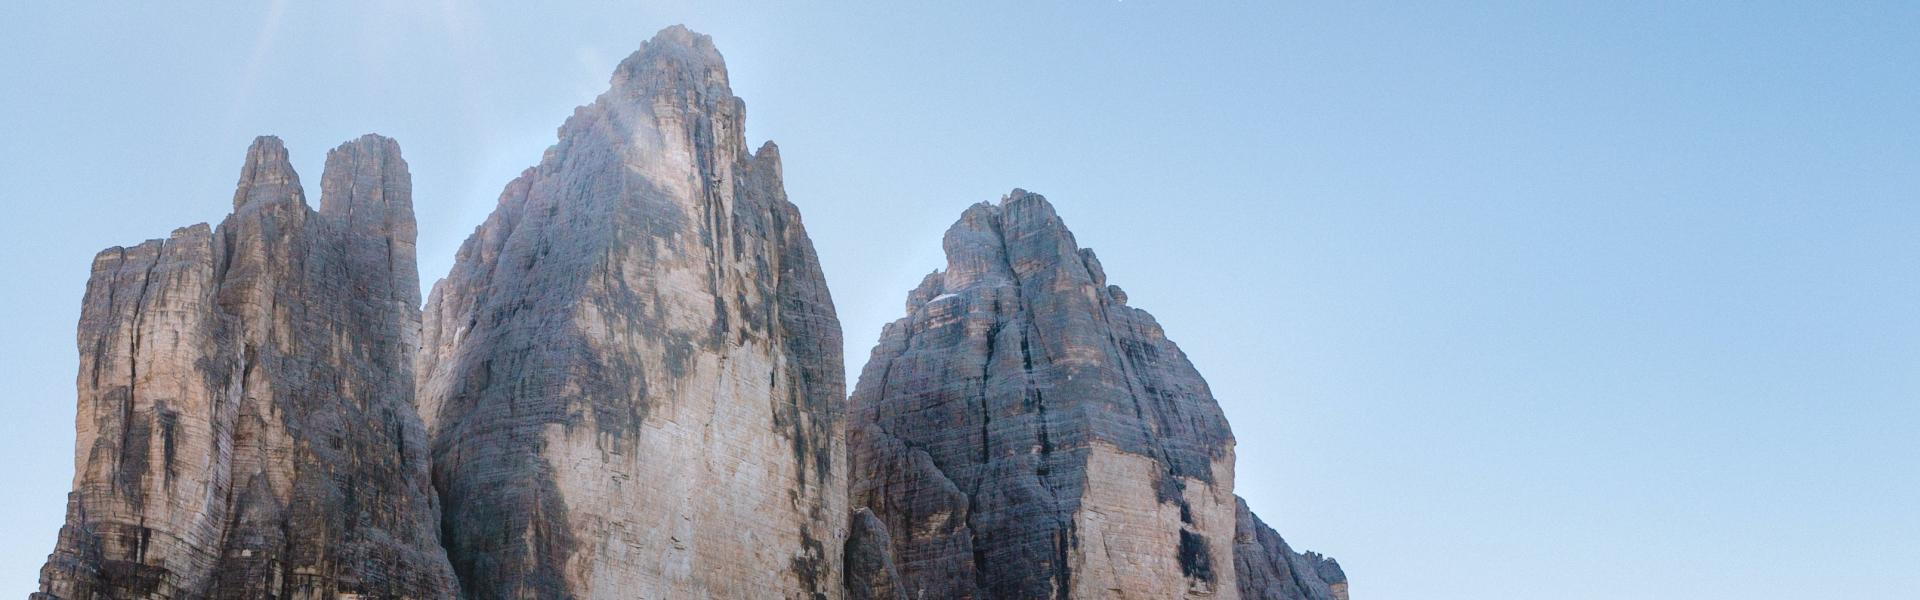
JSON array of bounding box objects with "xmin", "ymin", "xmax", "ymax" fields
[{"xmin": 417, "ymin": 26, "xmax": 846, "ymax": 599}]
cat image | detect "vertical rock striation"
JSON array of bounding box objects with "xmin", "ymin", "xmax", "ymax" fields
[
  {"xmin": 36, "ymin": 134, "xmax": 457, "ymax": 599},
  {"xmin": 417, "ymin": 26, "xmax": 846, "ymax": 599},
  {"xmin": 847, "ymin": 189, "xmax": 1340, "ymax": 600}
]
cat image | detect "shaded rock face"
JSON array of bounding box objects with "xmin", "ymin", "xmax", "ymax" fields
[
  {"xmin": 417, "ymin": 26, "xmax": 846, "ymax": 599},
  {"xmin": 33, "ymin": 27, "xmax": 1341, "ymax": 600},
  {"xmin": 1234, "ymin": 497, "xmax": 1348, "ymax": 600},
  {"xmin": 36, "ymin": 135, "xmax": 458, "ymax": 599},
  {"xmin": 847, "ymin": 190, "xmax": 1247, "ymax": 599}
]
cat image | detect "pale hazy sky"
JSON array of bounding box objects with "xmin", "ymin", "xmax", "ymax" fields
[{"xmin": 2, "ymin": 2, "xmax": 1916, "ymax": 598}]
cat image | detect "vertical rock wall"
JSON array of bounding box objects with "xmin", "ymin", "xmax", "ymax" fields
[
  {"xmin": 417, "ymin": 26, "xmax": 846, "ymax": 599},
  {"xmin": 36, "ymin": 135, "xmax": 458, "ymax": 599}
]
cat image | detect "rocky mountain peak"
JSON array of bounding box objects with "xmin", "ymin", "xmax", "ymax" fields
[
  {"xmin": 37, "ymin": 134, "xmax": 456, "ymax": 599},
  {"xmin": 417, "ymin": 24, "xmax": 845, "ymax": 598},
  {"xmin": 230, "ymin": 135, "xmax": 302, "ymax": 210},
  {"xmin": 847, "ymin": 188, "xmax": 1335, "ymax": 600},
  {"xmin": 609, "ymin": 25, "xmax": 734, "ymax": 111},
  {"xmin": 317, "ymin": 133, "xmax": 406, "ymax": 217},
  {"xmin": 319, "ymin": 133, "xmax": 418, "ymax": 307}
]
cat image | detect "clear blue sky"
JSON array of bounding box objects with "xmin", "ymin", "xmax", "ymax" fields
[{"xmin": 2, "ymin": 2, "xmax": 1915, "ymax": 597}]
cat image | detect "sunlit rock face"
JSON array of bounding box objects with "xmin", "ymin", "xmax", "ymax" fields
[
  {"xmin": 846, "ymin": 190, "xmax": 1339, "ymax": 600},
  {"xmin": 417, "ymin": 26, "xmax": 846, "ymax": 599},
  {"xmin": 36, "ymin": 135, "xmax": 458, "ymax": 600}
]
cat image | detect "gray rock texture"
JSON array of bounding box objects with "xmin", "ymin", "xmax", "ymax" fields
[
  {"xmin": 843, "ymin": 509, "xmax": 907, "ymax": 600},
  {"xmin": 1234, "ymin": 497, "xmax": 1347, "ymax": 600},
  {"xmin": 416, "ymin": 25, "xmax": 846, "ymax": 599},
  {"xmin": 35, "ymin": 134, "xmax": 458, "ymax": 599},
  {"xmin": 847, "ymin": 190, "xmax": 1340, "ymax": 600}
]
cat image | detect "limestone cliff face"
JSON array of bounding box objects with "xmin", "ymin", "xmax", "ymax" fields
[
  {"xmin": 36, "ymin": 135, "xmax": 458, "ymax": 599},
  {"xmin": 846, "ymin": 190, "xmax": 1338, "ymax": 600},
  {"xmin": 416, "ymin": 26, "xmax": 846, "ymax": 599}
]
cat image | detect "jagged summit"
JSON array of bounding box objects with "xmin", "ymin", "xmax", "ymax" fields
[
  {"xmin": 230, "ymin": 135, "xmax": 302, "ymax": 209},
  {"xmin": 612, "ymin": 24, "xmax": 728, "ymax": 85}
]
